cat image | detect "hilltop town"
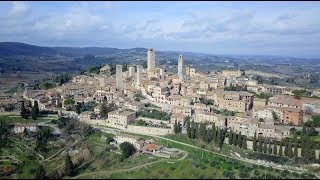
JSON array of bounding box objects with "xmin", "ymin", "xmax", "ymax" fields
[{"xmin": 1, "ymin": 48, "xmax": 320, "ymax": 179}]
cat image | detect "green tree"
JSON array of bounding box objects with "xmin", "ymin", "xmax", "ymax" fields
[
  {"xmin": 100, "ymin": 103, "xmax": 108, "ymax": 118},
  {"xmin": 268, "ymin": 140, "xmax": 273, "ymax": 154},
  {"xmin": 242, "ymin": 136, "xmax": 247, "ymax": 149},
  {"xmin": 211, "ymin": 123, "xmax": 216, "ymax": 143},
  {"xmin": 263, "ymin": 138, "xmax": 268, "ymax": 153},
  {"xmin": 253, "ymin": 132, "xmax": 257, "ymax": 151},
  {"xmin": 174, "ymin": 120, "xmax": 178, "ymax": 134},
  {"xmin": 20, "ymin": 100, "xmax": 29, "ymax": 119},
  {"xmin": 191, "ymin": 120, "xmax": 195, "ymax": 139},
  {"xmin": 273, "ymin": 141, "xmax": 278, "ymax": 155},
  {"xmin": 294, "ymin": 137, "xmax": 298, "ymax": 157},
  {"xmin": 186, "ymin": 117, "xmax": 191, "ymax": 138},
  {"xmin": 76, "ymin": 104, "xmax": 81, "ymax": 114},
  {"xmin": 65, "ymin": 153, "xmax": 74, "ymax": 176},
  {"xmin": 34, "ymin": 164, "xmax": 46, "ymax": 179},
  {"xmin": 304, "ymin": 137, "xmax": 316, "ymax": 160},
  {"xmin": 258, "ymin": 137, "xmax": 263, "ymax": 152},
  {"xmin": 195, "ymin": 123, "xmax": 199, "ymax": 139},
  {"xmin": 228, "ymin": 130, "xmax": 233, "ymax": 145},
  {"xmin": 284, "ymin": 139, "xmax": 288, "ymax": 156},
  {"xmin": 64, "ymin": 98, "xmax": 75, "ymax": 106},
  {"xmin": 199, "ymin": 122, "xmax": 207, "ymax": 141},
  {"xmin": 237, "ymin": 132, "xmax": 242, "ymax": 148},
  {"xmin": 216, "ymin": 128, "xmax": 220, "ymax": 144},
  {"xmin": 287, "ymin": 140, "xmax": 294, "ymax": 158},
  {"xmin": 31, "ymin": 100, "xmax": 39, "ymax": 120},
  {"xmin": 279, "ymin": 141, "xmax": 283, "ymax": 156},
  {"xmin": 206, "ymin": 129, "xmax": 212, "ymax": 143},
  {"xmin": 120, "ymin": 142, "xmax": 136, "ymax": 159},
  {"xmin": 233, "ymin": 132, "xmax": 238, "ymax": 146}
]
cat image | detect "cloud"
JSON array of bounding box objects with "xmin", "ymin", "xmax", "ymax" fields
[{"xmin": 9, "ymin": 1, "xmax": 30, "ymax": 17}]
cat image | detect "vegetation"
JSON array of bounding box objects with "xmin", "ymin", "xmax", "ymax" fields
[
  {"xmin": 65, "ymin": 153, "xmax": 74, "ymax": 176},
  {"xmin": 137, "ymin": 109, "xmax": 171, "ymax": 121},
  {"xmin": 199, "ymin": 97, "xmax": 214, "ymax": 105},
  {"xmin": 224, "ymin": 84, "xmax": 247, "ymax": 91},
  {"xmin": 20, "ymin": 100, "xmax": 30, "ymax": 119},
  {"xmin": 100, "ymin": 103, "xmax": 117, "ymax": 119},
  {"xmin": 311, "ymin": 115, "xmax": 320, "ymax": 127},
  {"xmin": 34, "ymin": 164, "xmax": 46, "ymax": 179},
  {"xmin": 134, "ymin": 93, "xmax": 146, "ymax": 102},
  {"xmin": 31, "ymin": 100, "xmax": 39, "ymax": 120},
  {"xmin": 120, "ymin": 142, "xmax": 136, "ymax": 160},
  {"xmin": 64, "ymin": 98, "xmax": 75, "ymax": 106}
]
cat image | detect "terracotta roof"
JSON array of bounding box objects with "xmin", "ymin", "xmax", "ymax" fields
[{"xmin": 141, "ymin": 143, "xmax": 162, "ymax": 152}]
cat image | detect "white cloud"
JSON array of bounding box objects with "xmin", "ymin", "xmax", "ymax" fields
[{"xmin": 9, "ymin": 1, "xmax": 30, "ymax": 17}]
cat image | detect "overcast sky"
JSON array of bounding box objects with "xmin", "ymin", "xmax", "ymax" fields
[{"xmin": 1, "ymin": 1, "xmax": 320, "ymax": 58}]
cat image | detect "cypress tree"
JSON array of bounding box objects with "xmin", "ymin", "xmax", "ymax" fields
[
  {"xmin": 273, "ymin": 141, "xmax": 278, "ymax": 155},
  {"xmin": 195, "ymin": 123, "xmax": 199, "ymax": 139},
  {"xmin": 258, "ymin": 137, "xmax": 263, "ymax": 152},
  {"xmin": 233, "ymin": 132, "xmax": 238, "ymax": 146},
  {"xmin": 287, "ymin": 140, "xmax": 294, "ymax": 158},
  {"xmin": 20, "ymin": 100, "xmax": 29, "ymax": 119},
  {"xmin": 228, "ymin": 130, "xmax": 233, "ymax": 145},
  {"xmin": 237, "ymin": 132, "xmax": 242, "ymax": 148},
  {"xmin": 301, "ymin": 136, "xmax": 305, "ymax": 157},
  {"xmin": 190, "ymin": 120, "xmax": 195, "ymax": 139},
  {"xmin": 263, "ymin": 138, "xmax": 268, "ymax": 153},
  {"xmin": 304, "ymin": 137, "xmax": 316, "ymax": 160},
  {"xmin": 253, "ymin": 132, "xmax": 257, "ymax": 151},
  {"xmin": 186, "ymin": 117, "xmax": 191, "ymax": 138},
  {"xmin": 200, "ymin": 122, "xmax": 207, "ymax": 141},
  {"xmin": 65, "ymin": 153, "xmax": 74, "ymax": 176},
  {"xmin": 284, "ymin": 139, "xmax": 288, "ymax": 156},
  {"xmin": 242, "ymin": 135, "xmax": 247, "ymax": 149},
  {"xmin": 212, "ymin": 123, "xmax": 216, "ymax": 143},
  {"xmin": 31, "ymin": 100, "xmax": 39, "ymax": 120},
  {"xmin": 216, "ymin": 128, "xmax": 220, "ymax": 144},
  {"xmin": 219, "ymin": 128, "xmax": 226, "ymax": 148},
  {"xmin": 206, "ymin": 129, "xmax": 212, "ymax": 143},
  {"xmin": 279, "ymin": 141, "xmax": 283, "ymax": 156},
  {"xmin": 268, "ymin": 140, "xmax": 272, "ymax": 154},
  {"xmin": 174, "ymin": 120, "xmax": 177, "ymax": 134},
  {"xmin": 294, "ymin": 137, "xmax": 298, "ymax": 158}
]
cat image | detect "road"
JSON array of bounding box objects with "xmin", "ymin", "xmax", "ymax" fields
[
  {"xmin": 95, "ymin": 125, "xmax": 320, "ymax": 178},
  {"xmin": 72, "ymin": 149, "xmax": 188, "ymax": 179}
]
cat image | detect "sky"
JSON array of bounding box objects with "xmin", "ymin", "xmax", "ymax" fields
[{"xmin": 1, "ymin": 1, "xmax": 320, "ymax": 58}]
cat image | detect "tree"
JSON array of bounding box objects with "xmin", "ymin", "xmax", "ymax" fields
[
  {"xmin": 174, "ymin": 120, "xmax": 178, "ymax": 134},
  {"xmin": 64, "ymin": 98, "xmax": 75, "ymax": 106},
  {"xmin": 34, "ymin": 164, "xmax": 46, "ymax": 179},
  {"xmin": 120, "ymin": 142, "xmax": 136, "ymax": 159},
  {"xmin": 287, "ymin": 140, "xmax": 294, "ymax": 158},
  {"xmin": 279, "ymin": 141, "xmax": 283, "ymax": 156},
  {"xmin": 304, "ymin": 137, "xmax": 316, "ymax": 160},
  {"xmin": 206, "ymin": 129, "xmax": 212, "ymax": 143},
  {"xmin": 100, "ymin": 103, "xmax": 108, "ymax": 118},
  {"xmin": 237, "ymin": 132, "xmax": 242, "ymax": 148},
  {"xmin": 65, "ymin": 153, "xmax": 74, "ymax": 176},
  {"xmin": 273, "ymin": 141, "xmax": 278, "ymax": 155},
  {"xmin": 242, "ymin": 136, "xmax": 247, "ymax": 149},
  {"xmin": 186, "ymin": 117, "xmax": 191, "ymax": 138},
  {"xmin": 191, "ymin": 120, "xmax": 195, "ymax": 139},
  {"xmin": 211, "ymin": 123, "xmax": 216, "ymax": 143},
  {"xmin": 294, "ymin": 137, "xmax": 298, "ymax": 157},
  {"xmin": 216, "ymin": 128, "xmax": 221, "ymax": 144},
  {"xmin": 31, "ymin": 100, "xmax": 39, "ymax": 120},
  {"xmin": 228, "ymin": 130, "xmax": 233, "ymax": 145},
  {"xmin": 263, "ymin": 138, "xmax": 268, "ymax": 153},
  {"xmin": 284, "ymin": 139, "xmax": 288, "ymax": 156},
  {"xmin": 253, "ymin": 132, "xmax": 257, "ymax": 151},
  {"xmin": 20, "ymin": 100, "xmax": 29, "ymax": 119},
  {"xmin": 258, "ymin": 137, "xmax": 263, "ymax": 152},
  {"xmin": 199, "ymin": 122, "xmax": 207, "ymax": 141},
  {"xmin": 268, "ymin": 141, "xmax": 273, "ymax": 154},
  {"xmin": 233, "ymin": 132, "xmax": 238, "ymax": 146},
  {"xmin": 76, "ymin": 104, "xmax": 81, "ymax": 114},
  {"xmin": 195, "ymin": 123, "xmax": 199, "ymax": 139}
]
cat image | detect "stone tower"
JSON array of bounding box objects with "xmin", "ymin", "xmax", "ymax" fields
[
  {"xmin": 129, "ymin": 66, "xmax": 135, "ymax": 77},
  {"xmin": 136, "ymin": 65, "xmax": 142, "ymax": 88},
  {"xmin": 178, "ymin": 54, "xmax": 185, "ymax": 81},
  {"xmin": 116, "ymin": 65, "xmax": 123, "ymax": 90},
  {"xmin": 147, "ymin": 48, "xmax": 155, "ymax": 71}
]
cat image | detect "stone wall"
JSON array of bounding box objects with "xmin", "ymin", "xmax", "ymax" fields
[
  {"xmin": 138, "ymin": 117, "xmax": 170, "ymax": 125},
  {"xmin": 125, "ymin": 125, "xmax": 173, "ymax": 135}
]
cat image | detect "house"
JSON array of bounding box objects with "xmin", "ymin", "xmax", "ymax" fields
[
  {"xmin": 14, "ymin": 123, "xmax": 38, "ymax": 134},
  {"xmin": 141, "ymin": 143, "xmax": 163, "ymax": 154},
  {"xmin": 114, "ymin": 133, "xmax": 145, "ymax": 151}
]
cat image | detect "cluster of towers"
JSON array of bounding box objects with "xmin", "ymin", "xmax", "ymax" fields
[{"xmin": 115, "ymin": 48, "xmax": 185, "ymax": 91}]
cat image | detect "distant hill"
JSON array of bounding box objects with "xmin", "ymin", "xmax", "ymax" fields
[{"xmin": 0, "ymin": 42, "xmax": 58, "ymax": 57}]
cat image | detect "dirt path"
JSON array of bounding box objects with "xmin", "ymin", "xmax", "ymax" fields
[{"xmin": 71, "ymin": 150, "xmax": 188, "ymax": 179}]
